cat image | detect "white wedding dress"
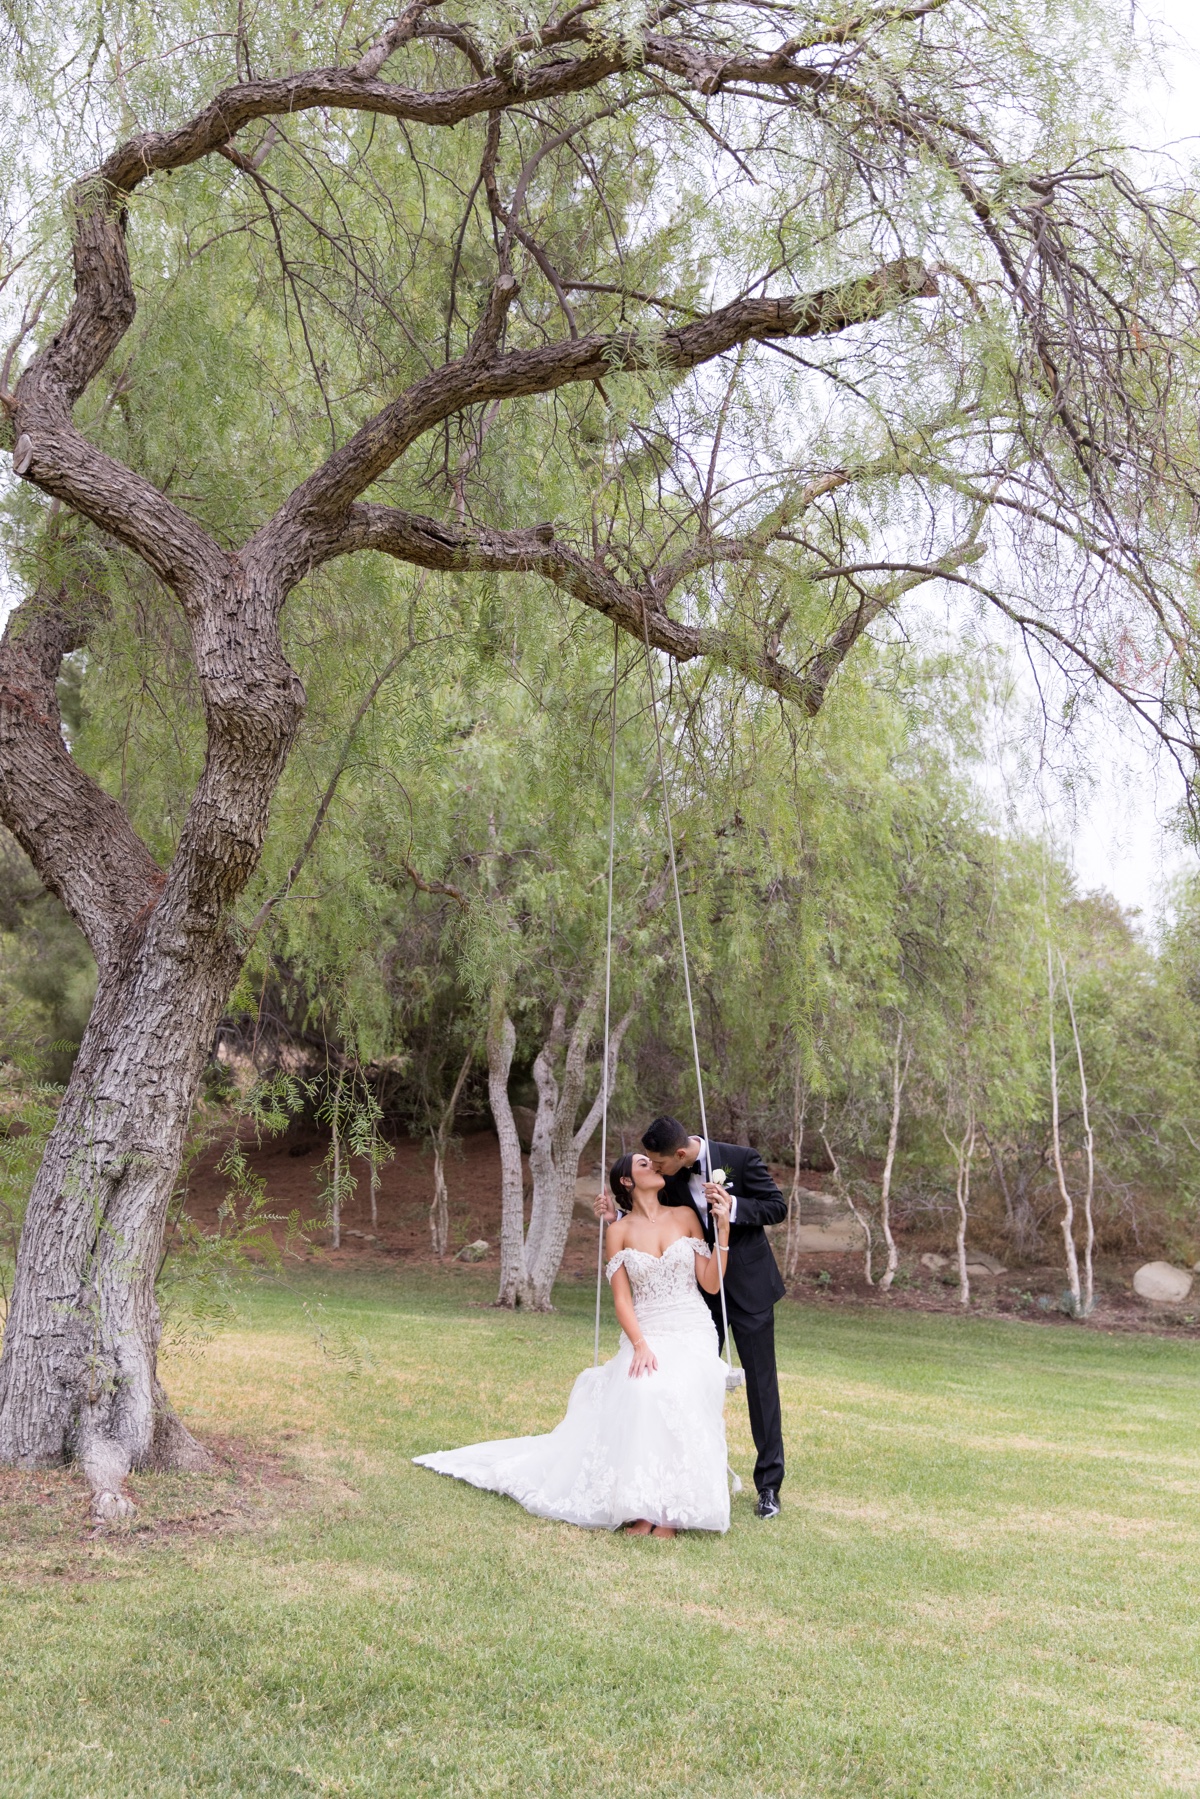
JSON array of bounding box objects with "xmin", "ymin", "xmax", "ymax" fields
[{"xmin": 414, "ymin": 1235, "xmax": 731, "ymax": 1531}]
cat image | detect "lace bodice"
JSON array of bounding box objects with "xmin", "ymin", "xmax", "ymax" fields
[{"xmin": 605, "ymin": 1234, "xmax": 713, "ymax": 1336}]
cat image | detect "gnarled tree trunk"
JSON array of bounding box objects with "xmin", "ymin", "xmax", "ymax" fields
[
  {"xmin": 0, "ymin": 945, "xmax": 228, "ymax": 1506},
  {"xmin": 0, "ymin": 567, "xmax": 302, "ymax": 1514}
]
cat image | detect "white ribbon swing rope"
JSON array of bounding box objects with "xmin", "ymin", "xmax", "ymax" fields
[
  {"xmin": 593, "ymin": 623, "xmax": 619, "ymax": 1369},
  {"xmin": 593, "ymin": 613, "xmax": 742, "ymax": 1393}
]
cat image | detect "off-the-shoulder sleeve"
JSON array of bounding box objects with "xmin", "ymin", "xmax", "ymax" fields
[
  {"xmin": 691, "ymin": 1240, "xmax": 711, "ymax": 1258},
  {"xmin": 605, "ymin": 1250, "xmax": 630, "ymax": 1281}
]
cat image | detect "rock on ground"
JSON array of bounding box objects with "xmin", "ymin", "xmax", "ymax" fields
[
  {"xmin": 921, "ymin": 1250, "xmax": 1006, "ymax": 1276},
  {"xmin": 1132, "ymin": 1262, "xmax": 1193, "ymax": 1303},
  {"xmin": 783, "ymin": 1222, "xmax": 863, "ymax": 1252},
  {"xmin": 965, "ymin": 1251, "xmax": 1007, "ymax": 1275}
]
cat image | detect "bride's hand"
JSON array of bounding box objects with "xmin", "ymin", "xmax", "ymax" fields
[{"xmin": 629, "ymin": 1339, "xmax": 658, "ymax": 1378}]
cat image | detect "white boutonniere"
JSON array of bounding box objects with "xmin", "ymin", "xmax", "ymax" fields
[{"xmin": 710, "ymin": 1167, "xmax": 728, "ymax": 1186}]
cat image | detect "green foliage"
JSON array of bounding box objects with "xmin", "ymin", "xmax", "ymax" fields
[
  {"xmin": 158, "ymin": 1075, "xmax": 309, "ymax": 1349},
  {"xmin": 312, "ymin": 1068, "xmax": 390, "ymax": 1232},
  {"xmin": 0, "ymin": 831, "xmax": 81, "ymax": 1278},
  {"xmin": 0, "ymin": 1060, "xmax": 57, "ymax": 1302},
  {"xmin": 0, "ymin": 830, "xmax": 94, "ymax": 1084}
]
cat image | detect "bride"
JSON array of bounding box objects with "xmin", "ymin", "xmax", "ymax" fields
[{"xmin": 413, "ymin": 1151, "xmax": 733, "ymax": 1536}]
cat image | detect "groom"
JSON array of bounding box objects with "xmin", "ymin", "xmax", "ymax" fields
[{"xmin": 597, "ymin": 1115, "xmax": 788, "ymax": 1518}]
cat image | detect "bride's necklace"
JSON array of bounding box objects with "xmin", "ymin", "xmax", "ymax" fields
[{"xmin": 623, "ymin": 1204, "xmax": 688, "ymax": 1258}]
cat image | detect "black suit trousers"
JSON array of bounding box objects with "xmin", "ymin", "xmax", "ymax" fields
[{"xmin": 706, "ymin": 1297, "xmax": 785, "ymax": 1495}]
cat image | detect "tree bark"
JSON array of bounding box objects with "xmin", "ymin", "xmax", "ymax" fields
[
  {"xmin": 0, "ymin": 565, "xmax": 303, "ymax": 1510},
  {"xmin": 822, "ymin": 1127, "xmax": 873, "ymax": 1286},
  {"xmin": 429, "ymin": 1147, "xmax": 450, "ymax": 1262},
  {"xmin": 877, "ymin": 1022, "xmax": 910, "ymax": 1293},
  {"xmin": 522, "ymin": 996, "xmax": 634, "ymax": 1310},
  {"xmin": 1060, "ymin": 957, "xmax": 1096, "ymax": 1317},
  {"xmin": 951, "ymin": 1119, "xmax": 975, "ymax": 1309},
  {"xmin": 329, "ymin": 1071, "xmax": 344, "ymax": 1251},
  {"xmin": 429, "ymin": 1039, "xmax": 475, "ymax": 1260},
  {"xmin": 0, "ymin": 941, "xmax": 230, "ymax": 1504},
  {"xmin": 487, "ymin": 996, "xmax": 526, "ymax": 1307},
  {"xmin": 784, "ymin": 1061, "xmax": 806, "ymax": 1282},
  {"xmin": 1047, "ymin": 942, "xmax": 1083, "ymax": 1316}
]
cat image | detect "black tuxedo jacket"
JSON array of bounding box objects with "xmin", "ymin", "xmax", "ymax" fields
[{"xmin": 659, "ymin": 1140, "xmax": 787, "ymax": 1329}]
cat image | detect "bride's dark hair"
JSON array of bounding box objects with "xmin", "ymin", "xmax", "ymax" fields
[{"xmin": 608, "ymin": 1153, "xmax": 636, "ymax": 1212}]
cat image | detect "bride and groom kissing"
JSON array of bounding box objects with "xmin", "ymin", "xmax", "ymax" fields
[{"xmin": 415, "ymin": 1115, "xmax": 788, "ymax": 1535}]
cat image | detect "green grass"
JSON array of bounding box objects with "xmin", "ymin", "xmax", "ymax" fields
[{"xmin": 3, "ymin": 1271, "xmax": 1200, "ymax": 1797}]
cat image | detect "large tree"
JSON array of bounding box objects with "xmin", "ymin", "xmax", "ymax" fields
[{"xmin": 0, "ymin": 0, "xmax": 1184, "ymax": 1513}]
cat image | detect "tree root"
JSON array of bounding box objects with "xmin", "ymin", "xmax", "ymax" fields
[
  {"xmin": 81, "ymin": 1383, "xmax": 212, "ymax": 1522},
  {"xmin": 91, "ymin": 1487, "xmax": 137, "ymax": 1523},
  {"xmin": 145, "ymin": 1381, "xmax": 213, "ymax": 1473}
]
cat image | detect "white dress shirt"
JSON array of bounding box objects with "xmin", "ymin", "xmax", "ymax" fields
[{"xmin": 687, "ymin": 1139, "xmax": 738, "ymax": 1228}]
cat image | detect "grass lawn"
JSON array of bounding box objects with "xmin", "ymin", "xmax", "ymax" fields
[{"xmin": 3, "ymin": 1270, "xmax": 1200, "ymax": 1797}]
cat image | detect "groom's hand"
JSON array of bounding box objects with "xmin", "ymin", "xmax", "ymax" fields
[
  {"xmin": 704, "ymin": 1182, "xmax": 731, "ymax": 1220},
  {"xmin": 593, "ymin": 1191, "xmax": 618, "ymax": 1224}
]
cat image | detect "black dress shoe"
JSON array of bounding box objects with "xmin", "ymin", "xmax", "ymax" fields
[{"xmin": 754, "ymin": 1487, "xmax": 781, "ymax": 1519}]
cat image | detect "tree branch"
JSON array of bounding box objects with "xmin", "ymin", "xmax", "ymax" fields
[
  {"xmin": 10, "ymin": 403, "xmax": 228, "ymax": 601},
  {"xmin": 402, "ymin": 861, "xmax": 469, "ymax": 910},
  {"xmin": 355, "ymin": 2, "xmax": 449, "ymax": 79},
  {"xmin": 0, "ymin": 582, "xmax": 164, "ymax": 960},
  {"xmin": 9, "ymin": 182, "xmax": 225, "ymax": 598},
  {"xmin": 572, "ymin": 1005, "xmax": 637, "ymax": 1156},
  {"xmin": 256, "ymin": 257, "xmax": 937, "ymax": 586},
  {"xmin": 801, "ymin": 540, "xmax": 988, "ymax": 706},
  {"xmin": 326, "ymin": 500, "xmax": 977, "ymax": 714}
]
